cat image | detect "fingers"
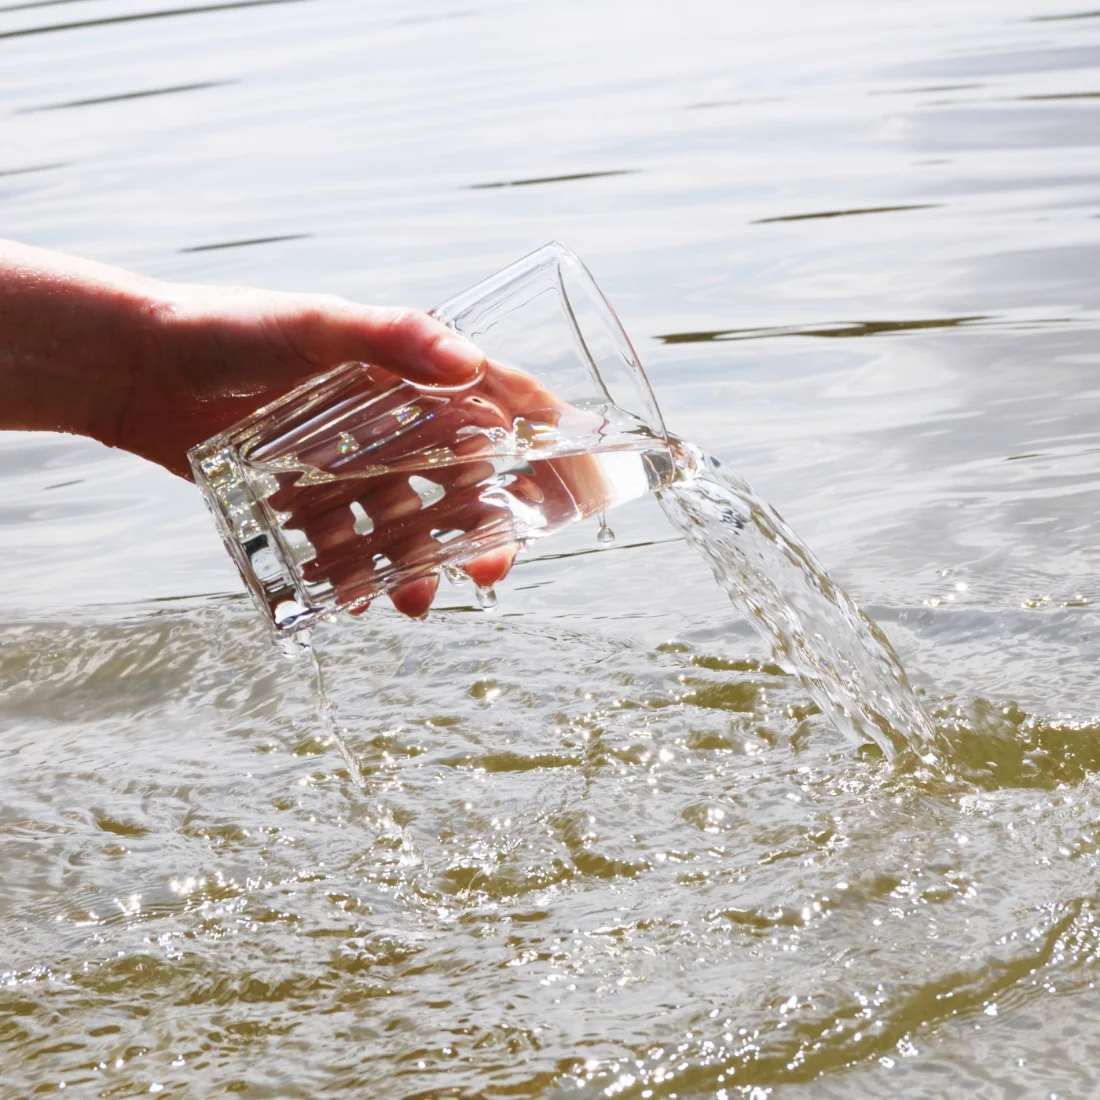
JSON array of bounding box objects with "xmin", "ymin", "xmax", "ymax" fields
[
  {"xmin": 300, "ymin": 493, "xmax": 502, "ymax": 589},
  {"xmin": 322, "ymin": 532, "xmax": 444, "ymax": 621},
  {"xmin": 381, "ymin": 538, "xmax": 516, "ymax": 617},
  {"xmin": 463, "ymin": 543, "xmax": 518, "ymax": 588},
  {"xmin": 281, "ymin": 298, "xmax": 487, "ymax": 388},
  {"xmin": 366, "ymin": 308, "xmax": 486, "ymax": 387},
  {"xmin": 373, "ymin": 540, "xmax": 519, "ymax": 620},
  {"xmin": 302, "ymin": 496, "xmax": 518, "ymax": 620},
  {"xmin": 345, "ymin": 576, "xmax": 440, "ymax": 621},
  {"xmin": 262, "ymin": 391, "xmax": 509, "ymax": 519},
  {"xmin": 388, "ymin": 574, "xmax": 439, "ymax": 618},
  {"xmin": 240, "ymin": 345, "xmax": 597, "ymax": 623},
  {"xmin": 291, "ymin": 459, "xmax": 497, "ymax": 570},
  {"xmin": 274, "ymin": 447, "xmax": 596, "ymax": 624}
]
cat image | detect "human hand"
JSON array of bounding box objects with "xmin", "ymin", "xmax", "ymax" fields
[
  {"xmin": 0, "ymin": 240, "xmax": 613, "ymax": 618},
  {"xmin": 136, "ymin": 286, "xmax": 553, "ymax": 618},
  {"xmin": 253, "ymin": 359, "xmax": 613, "ymax": 618},
  {"xmin": 0, "ymin": 239, "xmax": 535, "ymax": 617}
]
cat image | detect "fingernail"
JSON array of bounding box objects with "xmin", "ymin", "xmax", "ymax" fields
[{"xmin": 427, "ymin": 333, "xmax": 486, "ymax": 383}]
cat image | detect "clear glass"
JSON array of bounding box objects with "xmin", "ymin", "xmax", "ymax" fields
[{"xmin": 189, "ymin": 242, "xmax": 672, "ymax": 637}]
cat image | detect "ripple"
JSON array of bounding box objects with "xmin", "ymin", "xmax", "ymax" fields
[
  {"xmin": 179, "ymin": 233, "xmax": 312, "ymax": 253},
  {"xmin": 0, "ymin": 160, "xmax": 66, "ymax": 176},
  {"xmin": 17, "ymin": 80, "xmax": 235, "ymax": 113},
  {"xmin": 0, "ymin": 0, "xmax": 310, "ymax": 40},
  {"xmin": 4, "ymin": 0, "xmax": 1100, "ymax": 1092},
  {"xmin": 465, "ymin": 169, "xmax": 639, "ymax": 189},
  {"xmin": 752, "ymin": 203, "xmax": 941, "ymax": 224},
  {"xmin": 655, "ymin": 315, "xmax": 990, "ymax": 344}
]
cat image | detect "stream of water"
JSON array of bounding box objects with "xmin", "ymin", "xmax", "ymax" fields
[
  {"xmin": 300, "ymin": 430, "xmax": 938, "ymax": 781},
  {"xmin": 659, "ymin": 440, "xmax": 938, "ymax": 760}
]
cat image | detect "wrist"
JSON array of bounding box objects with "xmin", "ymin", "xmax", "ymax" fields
[{"xmin": 0, "ymin": 239, "xmax": 168, "ymax": 447}]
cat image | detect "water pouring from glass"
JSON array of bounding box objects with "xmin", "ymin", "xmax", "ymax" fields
[
  {"xmin": 192, "ymin": 243, "xmax": 938, "ymax": 760},
  {"xmin": 190, "ymin": 243, "xmax": 676, "ymax": 635}
]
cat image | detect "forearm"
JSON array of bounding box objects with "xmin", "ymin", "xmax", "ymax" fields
[
  {"xmin": 0, "ymin": 239, "xmax": 487, "ymax": 483},
  {"xmin": 0, "ymin": 239, "xmax": 163, "ymax": 445}
]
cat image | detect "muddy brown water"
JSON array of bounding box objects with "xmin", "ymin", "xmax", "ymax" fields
[{"xmin": 2, "ymin": 0, "xmax": 1100, "ymax": 1096}]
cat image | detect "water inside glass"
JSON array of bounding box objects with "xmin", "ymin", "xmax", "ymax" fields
[{"xmin": 190, "ymin": 360, "xmax": 673, "ymax": 633}]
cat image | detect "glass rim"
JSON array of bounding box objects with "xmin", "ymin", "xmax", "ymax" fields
[{"xmin": 430, "ymin": 240, "xmax": 668, "ymax": 447}]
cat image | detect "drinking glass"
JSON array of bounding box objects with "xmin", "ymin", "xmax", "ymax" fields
[{"xmin": 189, "ymin": 242, "xmax": 673, "ymax": 637}]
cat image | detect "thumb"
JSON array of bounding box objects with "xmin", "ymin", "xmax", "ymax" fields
[{"xmin": 287, "ymin": 298, "xmax": 486, "ymax": 387}]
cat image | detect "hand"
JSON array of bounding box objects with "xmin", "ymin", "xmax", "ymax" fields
[
  {"xmin": 0, "ymin": 240, "xmax": 610, "ymax": 618},
  {"xmin": 142, "ymin": 286, "xmax": 545, "ymax": 618},
  {"xmin": 256, "ymin": 360, "xmax": 614, "ymax": 618}
]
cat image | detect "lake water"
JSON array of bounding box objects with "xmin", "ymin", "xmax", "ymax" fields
[{"xmin": 2, "ymin": 0, "xmax": 1100, "ymax": 1095}]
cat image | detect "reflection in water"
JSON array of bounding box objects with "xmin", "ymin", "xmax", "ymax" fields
[
  {"xmin": 657, "ymin": 316, "xmax": 990, "ymax": 343},
  {"xmin": 179, "ymin": 233, "xmax": 312, "ymax": 253},
  {"xmin": 753, "ymin": 203, "xmax": 940, "ymax": 223},
  {"xmin": 0, "ymin": 160, "xmax": 66, "ymax": 176},
  {"xmin": 686, "ymin": 95, "xmax": 786, "ymax": 109},
  {"xmin": 1017, "ymin": 89, "xmax": 1100, "ymax": 98},
  {"xmin": 871, "ymin": 83, "xmax": 986, "ymax": 95},
  {"xmin": 0, "ymin": 0, "xmax": 310, "ymax": 40},
  {"xmin": 2, "ymin": 0, "xmax": 1100, "ymax": 1094},
  {"xmin": 18, "ymin": 80, "xmax": 237, "ymax": 113},
  {"xmin": 1032, "ymin": 7, "xmax": 1100, "ymax": 20},
  {"xmin": 467, "ymin": 169, "xmax": 639, "ymax": 189}
]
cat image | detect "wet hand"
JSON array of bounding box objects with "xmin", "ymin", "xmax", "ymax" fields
[
  {"xmin": 132, "ymin": 284, "xmax": 527, "ymax": 618},
  {"xmin": 0, "ymin": 239, "xmax": 609, "ymax": 619},
  {"xmin": 262, "ymin": 361, "xmax": 613, "ymax": 619}
]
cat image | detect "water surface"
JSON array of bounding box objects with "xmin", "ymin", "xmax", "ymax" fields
[{"xmin": 2, "ymin": 0, "xmax": 1100, "ymax": 1095}]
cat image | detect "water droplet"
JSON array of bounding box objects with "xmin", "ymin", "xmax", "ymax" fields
[
  {"xmin": 337, "ymin": 431, "xmax": 360, "ymax": 455},
  {"xmin": 476, "ymin": 585, "xmax": 498, "ymax": 611},
  {"xmin": 444, "ymin": 565, "xmax": 468, "ymax": 586},
  {"xmin": 597, "ymin": 512, "xmax": 616, "ymax": 545}
]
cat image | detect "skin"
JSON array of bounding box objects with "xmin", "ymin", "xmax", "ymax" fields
[
  {"xmin": 263, "ymin": 360, "xmax": 615, "ymax": 619},
  {"xmin": 0, "ymin": 239, "xmax": 609, "ymax": 618}
]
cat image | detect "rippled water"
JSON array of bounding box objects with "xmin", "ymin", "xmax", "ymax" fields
[
  {"xmin": 3, "ymin": 0, "xmax": 1100, "ymax": 1095},
  {"xmin": 659, "ymin": 441, "xmax": 939, "ymax": 759}
]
